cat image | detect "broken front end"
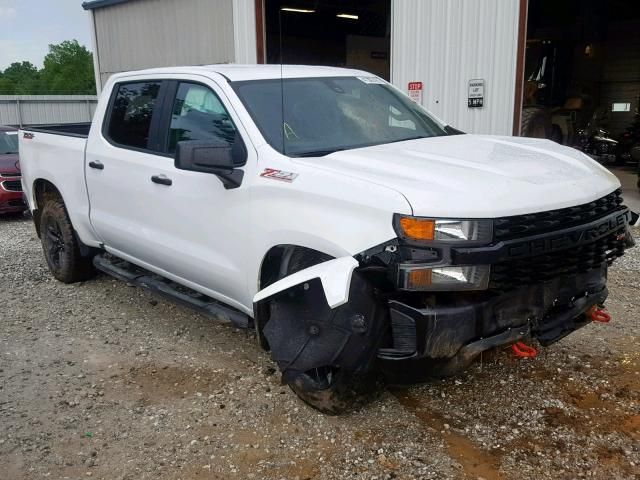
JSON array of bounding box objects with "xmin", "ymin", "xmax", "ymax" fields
[
  {"xmin": 255, "ymin": 190, "xmax": 634, "ymax": 392},
  {"xmin": 374, "ymin": 190, "xmax": 633, "ymax": 383}
]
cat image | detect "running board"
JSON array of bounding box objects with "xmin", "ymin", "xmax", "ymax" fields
[{"xmin": 93, "ymin": 254, "xmax": 250, "ymax": 329}]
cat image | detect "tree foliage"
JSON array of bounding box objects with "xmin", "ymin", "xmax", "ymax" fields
[{"xmin": 0, "ymin": 40, "xmax": 96, "ymax": 95}]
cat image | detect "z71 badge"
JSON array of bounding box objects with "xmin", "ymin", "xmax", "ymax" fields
[{"xmin": 260, "ymin": 168, "xmax": 298, "ymax": 183}]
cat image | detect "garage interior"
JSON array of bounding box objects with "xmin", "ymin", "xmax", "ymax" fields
[
  {"xmin": 264, "ymin": 0, "xmax": 391, "ymax": 80},
  {"xmin": 522, "ymin": 0, "xmax": 640, "ymax": 152}
]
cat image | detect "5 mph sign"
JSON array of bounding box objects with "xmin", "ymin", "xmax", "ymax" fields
[{"xmin": 468, "ymin": 79, "xmax": 485, "ymax": 108}]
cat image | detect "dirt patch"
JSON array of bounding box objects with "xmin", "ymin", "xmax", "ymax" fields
[
  {"xmin": 125, "ymin": 364, "xmax": 231, "ymax": 405},
  {"xmin": 394, "ymin": 391, "xmax": 504, "ymax": 480}
]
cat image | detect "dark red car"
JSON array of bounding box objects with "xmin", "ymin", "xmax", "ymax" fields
[{"xmin": 0, "ymin": 126, "xmax": 26, "ymax": 215}]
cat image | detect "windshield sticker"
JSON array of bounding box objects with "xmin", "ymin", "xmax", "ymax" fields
[
  {"xmin": 260, "ymin": 168, "xmax": 298, "ymax": 183},
  {"xmin": 357, "ymin": 76, "xmax": 386, "ymax": 85},
  {"xmin": 6, "ymin": 131, "xmax": 18, "ymax": 135}
]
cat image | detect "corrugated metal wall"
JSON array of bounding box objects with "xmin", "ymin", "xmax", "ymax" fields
[
  {"xmin": 92, "ymin": 0, "xmax": 235, "ymax": 87},
  {"xmin": 392, "ymin": 0, "xmax": 521, "ymax": 135},
  {"xmin": 0, "ymin": 96, "xmax": 98, "ymax": 127},
  {"xmin": 232, "ymin": 0, "xmax": 258, "ymax": 64}
]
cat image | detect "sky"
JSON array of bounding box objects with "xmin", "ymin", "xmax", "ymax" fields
[{"xmin": 0, "ymin": 0, "xmax": 92, "ymax": 71}]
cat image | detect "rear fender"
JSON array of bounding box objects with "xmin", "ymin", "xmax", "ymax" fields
[{"xmin": 253, "ymin": 256, "xmax": 359, "ymax": 308}]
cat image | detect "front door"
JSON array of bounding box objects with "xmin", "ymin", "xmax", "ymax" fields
[{"xmin": 86, "ymin": 75, "xmax": 255, "ymax": 312}]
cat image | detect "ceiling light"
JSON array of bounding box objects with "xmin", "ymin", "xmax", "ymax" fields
[
  {"xmin": 281, "ymin": 7, "xmax": 315, "ymax": 13},
  {"xmin": 337, "ymin": 13, "xmax": 359, "ymax": 20}
]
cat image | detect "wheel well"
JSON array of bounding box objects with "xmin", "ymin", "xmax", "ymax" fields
[
  {"xmin": 258, "ymin": 245, "xmax": 333, "ymax": 290},
  {"xmin": 32, "ymin": 179, "xmax": 64, "ymax": 237},
  {"xmin": 255, "ymin": 245, "xmax": 333, "ymax": 351}
]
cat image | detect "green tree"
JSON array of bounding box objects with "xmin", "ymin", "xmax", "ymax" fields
[
  {"xmin": 0, "ymin": 75, "xmax": 16, "ymax": 94},
  {"xmin": 40, "ymin": 40, "xmax": 96, "ymax": 95},
  {"xmin": 0, "ymin": 61, "xmax": 40, "ymax": 94}
]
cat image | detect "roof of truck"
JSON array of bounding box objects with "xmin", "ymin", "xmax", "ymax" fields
[{"xmin": 109, "ymin": 64, "xmax": 376, "ymax": 83}]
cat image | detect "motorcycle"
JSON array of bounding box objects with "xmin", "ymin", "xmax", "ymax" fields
[{"xmin": 574, "ymin": 110, "xmax": 619, "ymax": 164}]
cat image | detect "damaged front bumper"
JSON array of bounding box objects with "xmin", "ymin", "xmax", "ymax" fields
[
  {"xmin": 378, "ymin": 267, "xmax": 608, "ymax": 384},
  {"xmin": 375, "ymin": 205, "xmax": 632, "ymax": 384}
]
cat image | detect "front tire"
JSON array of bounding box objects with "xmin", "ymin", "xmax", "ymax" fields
[
  {"xmin": 269, "ymin": 249, "xmax": 381, "ymax": 415},
  {"xmin": 289, "ymin": 367, "xmax": 378, "ymax": 415},
  {"xmin": 39, "ymin": 197, "xmax": 95, "ymax": 283}
]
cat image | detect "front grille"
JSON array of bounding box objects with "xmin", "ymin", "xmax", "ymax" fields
[
  {"xmin": 494, "ymin": 190, "xmax": 624, "ymax": 242},
  {"xmin": 1, "ymin": 180, "xmax": 22, "ymax": 192},
  {"xmin": 489, "ymin": 231, "xmax": 626, "ymax": 291},
  {"xmin": 0, "ymin": 172, "xmax": 20, "ymax": 178}
]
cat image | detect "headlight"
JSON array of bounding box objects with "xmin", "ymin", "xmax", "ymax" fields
[
  {"xmin": 398, "ymin": 264, "xmax": 490, "ymax": 291},
  {"xmin": 395, "ymin": 215, "xmax": 493, "ymax": 244}
]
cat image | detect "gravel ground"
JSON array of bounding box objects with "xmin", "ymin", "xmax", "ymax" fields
[{"xmin": 0, "ymin": 214, "xmax": 638, "ymax": 480}]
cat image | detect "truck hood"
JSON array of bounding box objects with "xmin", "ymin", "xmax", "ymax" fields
[{"xmin": 296, "ymin": 134, "xmax": 621, "ymax": 218}]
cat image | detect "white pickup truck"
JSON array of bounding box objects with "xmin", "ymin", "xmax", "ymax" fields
[{"xmin": 19, "ymin": 65, "xmax": 634, "ymax": 413}]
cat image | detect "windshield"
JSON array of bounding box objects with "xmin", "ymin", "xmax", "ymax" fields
[
  {"xmin": 0, "ymin": 131, "xmax": 18, "ymax": 154},
  {"xmin": 232, "ymin": 76, "xmax": 448, "ymax": 157}
]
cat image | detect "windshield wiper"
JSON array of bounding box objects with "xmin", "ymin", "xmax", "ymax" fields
[
  {"xmin": 386, "ymin": 135, "xmax": 430, "ymax": 144},
  {"xmin": 294, "ymin": 148, "xmax": 347, "ymax": 157}
]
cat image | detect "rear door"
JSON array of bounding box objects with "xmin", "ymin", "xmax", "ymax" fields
[
  {"xmin": 86, "ymin": 75, "xmax": 255, "ymax": 312},
  {"xmin": 86, "ymin": 79, "xmax": 169, "ymax": 259}
]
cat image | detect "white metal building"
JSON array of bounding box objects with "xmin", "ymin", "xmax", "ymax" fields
[
  {"xmin": 0, "ymin": 95, "xmax": 98, "ymax": 127},
  {"xmin": 83, "ymin": 0, "xmax": 639, "ymax": 140}
]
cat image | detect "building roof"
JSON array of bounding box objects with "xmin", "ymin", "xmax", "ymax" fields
[
  {"xmin": 107, "ymin": 64, "xmax": 373, "ymax": 83},
  {"xmin": 82, "ymin": 0, "xmax": 132, "ymax": 10}
]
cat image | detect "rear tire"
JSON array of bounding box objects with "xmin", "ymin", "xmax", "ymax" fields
[
  {"xmin": 39, "ymin": 197, "xmax": 95, "ymax": 283},
  {"xmin": 521, "ymin": 106, "xmax": 551, "ymax": 138}
]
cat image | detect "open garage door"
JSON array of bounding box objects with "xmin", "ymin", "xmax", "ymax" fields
[
  {"xmin": 262, "ymin": 0, "xmax": 391, "ymax": 80},
  {"xmin": 520, "ymin": 0, "xmax": 640, "ymax": 164}
]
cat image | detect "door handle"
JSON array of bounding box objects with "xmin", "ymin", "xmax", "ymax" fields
[
  {"xmin": 88, "ymin": 160, "xmax": 104, "ymax": 170},
  {"xmin": 151, "ymin": 174, "xmax": 172, "ymax": 186}
]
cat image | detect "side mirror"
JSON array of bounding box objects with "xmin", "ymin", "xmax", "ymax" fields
[{"xmin": 175, "ymin": 136, "xmax": 247, "ymax": 189}]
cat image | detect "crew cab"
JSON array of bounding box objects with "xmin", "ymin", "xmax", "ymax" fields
[{"xmin": 18, "ymin": 65, "xmax": 634, "ymax": 413}]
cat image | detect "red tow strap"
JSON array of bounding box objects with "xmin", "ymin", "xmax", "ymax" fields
[
  {"xmin": 510, "ymin": 306, "xmax": 611, "ymax": 358},
  {"xmin": 588, "ymin": 306, "xmax": 611, "ymax": 323},
  {"xmin": 511, "ymin": 341, "xmax": 537, "ymax": 358}
]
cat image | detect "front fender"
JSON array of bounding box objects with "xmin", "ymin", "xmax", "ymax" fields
[{"xmin": 253, "ymin": 256, "xmax": 359, "ymax": 308}]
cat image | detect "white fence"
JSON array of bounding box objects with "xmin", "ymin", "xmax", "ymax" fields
[{"xmin": 0, "ymin": 95, "xmax": 98, "ymax": 127}]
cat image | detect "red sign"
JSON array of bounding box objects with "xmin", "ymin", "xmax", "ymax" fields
[{"xmin": 407, "ymin": 82, "xmax": 423, "ymax": 103}]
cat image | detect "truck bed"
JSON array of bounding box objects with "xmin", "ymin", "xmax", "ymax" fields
[
  {"xmin": 19, "ymin": 125, "xmax": 96, "ymax": 246},
  {"xmin": 22, "ymin": 123, "xmax": 91, "ymax": 138}
]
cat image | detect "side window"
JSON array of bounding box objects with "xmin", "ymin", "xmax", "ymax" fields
[
  {"xmin": 107, "ymin": 81, "xmax": 161, "ymax": 149},
  {"xmin": 167, "ymin": 82, "xmax": 237, "ymax": 154}
]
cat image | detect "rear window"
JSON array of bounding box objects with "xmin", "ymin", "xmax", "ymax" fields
[{"xmin": 107, "ymin": 81, "xmax": 161, "ymax": 149}]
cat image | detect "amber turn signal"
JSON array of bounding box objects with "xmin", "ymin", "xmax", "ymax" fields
[
  {"xmin": 398, "ymin": 217, "xmax": 435, "ymax": 241},
  {"xmin": 406, "ymin": 268, "xmax": 432, "ymax": 289}
]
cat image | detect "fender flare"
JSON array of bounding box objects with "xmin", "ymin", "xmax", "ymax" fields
[{"xmin": 253, "ymin": 256, "xmax": 359, "ymax": 309}]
